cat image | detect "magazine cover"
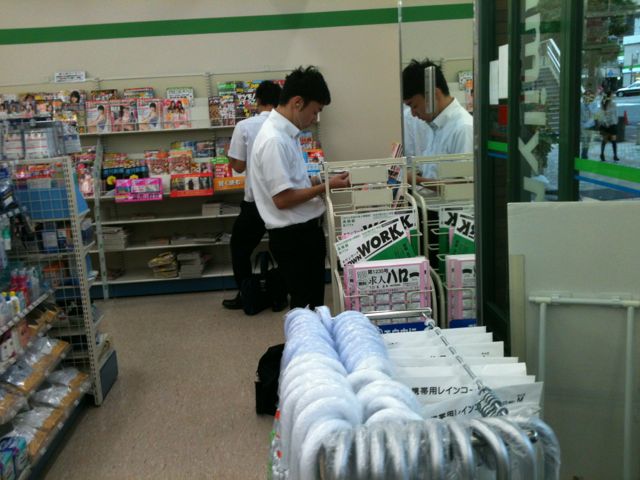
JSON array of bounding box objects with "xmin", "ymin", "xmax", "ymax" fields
[
  {"xmin": 137, "ymin": 98, "xmax": 163, "ymax": 130},
  {"xmin": 217, "ymin": 82, "xmax": 236, "ymax": 126},
  {"xmin": 208, "ymin": 97, "xmax": 222, "ymax": 126},
  {"xmin": 168, "ymin": 149, "xmax": 192, "ymax": 174},
  {"xmin": 162, "ymin": 98, "xmax": 191, "ymax": 129},
  {"xmin": 166, "ymin": 87, "xmax": 194, "ymax": 101},
  {"xmin": 170, "ymin": 173, "xmax": 214, "ymax": 197},
  {"xmin": 450, "ymin": 213, "xmax": 475, "ymax": 254},
  {"xmin": 335, "ymin": 217, "xmax": 415, "ymax": 267},
  {"xmin": 303, "ymin": 148, "xmax": 324, "ymax": 179},
  {"xmin": 340, "ymin": 210, "xmax": 419, "ymax": 254},
  {"xmin": 235, "ymin": 81, "xmax": 259, "ymax": 120},
  {"xmin": 192, "ymin": 157, "xmax": 213, "ymax": 174},
  {"xmin": 109, "ymin": 99, "xmax": 138, "ymax": 132},
  {"xmin": 195, "ymin": 141, "xmax": 215, "ymax": 158},
  {"xmin": 86, "ymin": 101, "xmax": 111, "ymax": 133},
  {"xmin": 123, "ymin": 87, "xmax": 155, "ymax": 98},
  {"xmin": 145, "ymin": 151, "xmax": 170, "ymax": 176},
  {"xmin": 115, "ymin": 178, "xmax": 163, "ymax": 203},
  {"xmin": 90, "ymin": 89, "xmax": 118, "ymax": 101}
]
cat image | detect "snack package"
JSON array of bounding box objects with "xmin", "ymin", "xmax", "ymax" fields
[
  {"xmin": 31, "ymin": 385, "xmax": 81, "ymax": 410},
  {"xmin": 47, "ymin": 368, "xmax": 90, "ymax": 391},
  {"xmin": 0, "ymin": 360, "xmax": 41, "ymax": 394},
  {"xmin": 14, "ymin": 406, "xmax": 64, "ymax": 433}
]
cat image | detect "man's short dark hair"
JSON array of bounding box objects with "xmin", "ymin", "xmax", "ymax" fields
[
  {"xmin": 280, "ymin": 66, "xmax": 331, "ymax": 107},
  {"xmin": 402, "ymin": 59, "xmax": 450, "ymax": 99},
  {"xmin": 256, "ymin": 80, "xmax": 282, "ymax": 107}
]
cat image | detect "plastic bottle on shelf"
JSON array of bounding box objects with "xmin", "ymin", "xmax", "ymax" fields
[
  {"xmin": 9, "ymin": 269, "xmax": 18, "ymax": 292},
  {"xmin": 0, "ymin": 297, "xmax": 9, "ymax": 327},
  {"xmin": 15, "ymin": 291, "xmax": 26, "ymax": 311},
  {"xmin": 17, "ymin": 268, "xmax": 30, "ymax": 306},
  {"xmin": 1, "ymin": 218, "xmax": 10, "ymax": 252},
  {"xmin": 8, "ymin": 292, "xmax": 20, "ymax": 314}
]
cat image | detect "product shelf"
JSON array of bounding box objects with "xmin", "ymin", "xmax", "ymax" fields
[
  {"xmin": 95, "ymin": 263, "xmax": 232, "ymax": 285},
  {"xmin": 99, "ymin": 212, "xmax": 238, "ymax": 226},
  {"xmin": 28, "ymin": 209, "xmax": 91, "ymax": 224},
  {"xmin": 12, "ymin": 241, "xmax": 96, "ymax": 262},
  {"xmin": 79, "ymin": 124, "xmax": 234, "ymax": 137},
  {"xmin": 0, "ymin": 289, "xmax": 54, "ymax": 338},
  {"xmin": 0, "ymin": 323, "xmax": 56, "ymax": 378},
  {"xmin": 50, "ymin": 311, "xmax": 104, "ymax": 337},
  {"xmin": 91, "ymin": 237, "xmax": 265, "ymax": 254},
  {"xmin": 86, "ymin": 190, "xmax": 242, "ymax": 201}
]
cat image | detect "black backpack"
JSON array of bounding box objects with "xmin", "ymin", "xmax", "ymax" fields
[
  {"xmin": 255, "ymin": 343, "xmax": 284, "ymax": 415},
  {"xmin": 241, "ymin": 251, "xmax": 287, "ymax": 315}
]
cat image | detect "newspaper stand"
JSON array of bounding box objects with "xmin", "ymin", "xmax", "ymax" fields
[
  {"xmin": 409, "ymin": 153, "xmax": 474, "ymax": 327},
  {"xmin": 323, "ymin": 157, "xmax": 445, "ymax": 327}
]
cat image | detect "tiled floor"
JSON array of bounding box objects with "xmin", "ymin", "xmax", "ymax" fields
[{"xmin": 45, "ymin": 290, "xmax": 287, "ymax": 480}]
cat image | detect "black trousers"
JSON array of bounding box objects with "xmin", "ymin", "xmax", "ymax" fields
[
  {"xmin": 230, "ymin": 201, "xmax": 266, "ymax": 289},
  {"xmin": 268, "ymin": 217, "xmax": 326, "ymax": 309}
]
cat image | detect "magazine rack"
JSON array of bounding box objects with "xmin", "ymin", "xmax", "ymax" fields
[
  {"xmin": 408, "ymin": 153, "xmax": 475, "ymax": 326},
  {"xmin": 323, "ymin": 157, "xmax": 445, "ymax": 326}
]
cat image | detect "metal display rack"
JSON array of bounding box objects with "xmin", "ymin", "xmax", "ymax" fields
[
  {"xmin": 409, "ymin": 153, "xmax": 475, "ymax": 327},
  {"xmin": 323, "ymin": 157, "xmax": 445, "ymax": 325},
  {"xmin": 9, "ymin": 156, "xmax": 116, "ymax": 405}
]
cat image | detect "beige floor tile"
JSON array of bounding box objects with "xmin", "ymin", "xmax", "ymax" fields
[{"xmin": 45, "ymin": 290, "xmax": 287, "ymax": 480}]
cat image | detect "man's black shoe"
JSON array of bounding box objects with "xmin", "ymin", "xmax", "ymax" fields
[
  {"xmin": 272, "ymin": 299, "xmax": 289, "ymax": 312},
  {"xmin": 222, "ymin": 293, "xmax": 243, "ymax": 310}
]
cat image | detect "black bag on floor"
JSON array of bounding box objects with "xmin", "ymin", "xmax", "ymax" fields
[
  {"xmin": 241, "ymin": 251, "xmax": 286, "ymax": 315},
  {"xmin": 255, "ymin": 343, "xmax": 284, "ymax": 415}
]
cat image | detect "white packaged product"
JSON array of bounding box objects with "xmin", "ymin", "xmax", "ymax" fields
[
  {"xmin": 393, "ymin": 363, "xmax": 527, "ymax": 379},
  {"xmin": 391, "ymin": 355, "xmax": 518, "ymax": 368},
  {"xmin": 383, "ymin": 326, "xmax": 487, "ymax": 348},
  {"xmin": 388, "ymin": 341, "xmax": 504, "ymax": 359}
]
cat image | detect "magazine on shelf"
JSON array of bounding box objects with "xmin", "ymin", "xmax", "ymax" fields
[
  {"xmin": 234, "ymin": 80, "xmax": 260, "ymax": 120},
  {"xmin": 115, "ymin": 178, "xmax": 163, "ymax": 203},
  {"xmin": 145, "ymin": 151, "xmax": 170, "ymax": 175},
  {"xmin": 208, "ymin": 96, "xmax": 222, "ymax": 126},
  {"xmin": 340, "ymin": 210, "xmax": 419, "ymax": 253},
  {"xmin": 137, "ymin": 98, "xmax": 163, "ymax": 130},
  {"xmin": 89, "ymin": 89, "xmax": 118, "ymax": 101},
  {"xmin": 170, "ymin": 173, "xmax": 214, "ymax": 197},
  {"xmin": 123, "ymin": 87, "xmax": 155, "ymax": 98},
  {"xmin": 217, "ymin": 82, "xmax": 237, "ymax": 126},
  {"xmin": 162, "ymin": 98, "xmax": 191, "ymax": 129},
  {"xmin": 166, "ymin": 87, "xmax": 194, "ymax": 101},
  {"xmin": 109, "ymin": 99, "xmax": 138, "ymax": 132},
  {"xmin": 192, "ymin": 157, "xmax": 213, "ymax": 174},
  {"xmin": 302, "ymin": 149, "xmax": 324, "ymax": 179},
  {"xmin": 335, "ymin": 217, "xmax": 415, "ymax": 267},
  {"xmin": 195, "ymin": 141, "xmax": 215, "ymax": 158},
  {"xmin": 168, "ymin": 149, "xmax": 192, "ymax": 174},
  {"xmin": 85, "ymin": 101, "xmax": 111, "ymax": 133},
  {"xmin": 446, "ymin": 253, "xmax": 476, "ymax": 326},
  {"xmin": 450, "ymin": 213, "xmax": 475, "ymax": 254},
  {"xmin": 343, "ymin": 256, "xmax": 431, "ymax": 312}
]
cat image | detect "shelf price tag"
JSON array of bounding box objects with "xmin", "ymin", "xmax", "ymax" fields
[{"xmin": 54, "ymin": 71, "xmax": 86, "ymax": 83}]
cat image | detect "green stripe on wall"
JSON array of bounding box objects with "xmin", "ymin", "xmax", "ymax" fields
[
  {"xmin": 488, "ymin": 141, "xmax": 508, "ymax": 153},
  {"xmin": 0, "ymin": 4, "xmax": 473, "ymax": 45},
  {"xmin": 575, "ymin": 158, "xmax": 640, "ymax": 184}
]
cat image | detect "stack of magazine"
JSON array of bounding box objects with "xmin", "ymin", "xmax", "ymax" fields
[
  {"xmin": 102, "ymin": 227, "xmax": 129, "ymax": 251},
  {"xmin": 147, "ymin": 252, "xmax": 178, "ymax": 279},
  {"xmin": 177, "ymin": 251, "xmax": 207, "ymax": 278}
]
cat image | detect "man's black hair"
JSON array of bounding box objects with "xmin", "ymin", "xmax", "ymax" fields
[
  {"xmin": 280, "ymin": 66, "xmax": 331, "ymax": 107},
  {"xmin": 402, "ymin": 59, "xmax": 449, "ymax": 100},
  {"xmin": 256, "ymin": 80, "xmax": 282, "ymax": 107}
]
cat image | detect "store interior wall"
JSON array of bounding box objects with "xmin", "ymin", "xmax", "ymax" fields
[{"xmin": 0, "ymin": 0, "xmax": 473, "ymax": 162}]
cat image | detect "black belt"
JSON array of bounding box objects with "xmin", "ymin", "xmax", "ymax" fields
[{"xmin": 269, "ymin": 216, "xmax": 323, "ymax": 232}]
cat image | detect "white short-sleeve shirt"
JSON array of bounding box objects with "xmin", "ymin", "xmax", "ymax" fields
[
  {"xmin": 227, "ymin": 110, "xmax": 270, "ymax": 202},
  {"xmin": 419, "ymin": 98, "xmax": 473, "ymax": 178},
  {"xmin": 250, "ymin": 110, "xmax": 325, "ymax": 229}
]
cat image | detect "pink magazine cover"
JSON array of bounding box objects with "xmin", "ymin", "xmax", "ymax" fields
[
  {"xmin": 162, "ymin": 98, "xmax": 191, "ymax": 129},
  {"xmin": 115, "ymin": 178, "xmax": 163, "ymax": 203},
  {"xmin": 109, "ymin": 99, "xmax": 138, "ymax": 132},
  {"xmin": 86, "ymin": 101, "xmax": 111, "ymax": 133},
  {"xmin": 446, "ymin": 254, "xmax": 476, "ymax": 320},
  {"xmin": 137, "ymin": 98, "xmax": 163, "ymax": 130},
  {"xmin": 344, "ymin": 257, "xmax": 430, "ymax": 312}
]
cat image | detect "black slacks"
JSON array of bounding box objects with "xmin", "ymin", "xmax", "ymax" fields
[
  {"xmin": 230, "ymin": 201, "xmax": 266, "ymax": 289},
  {"xmin": 268, "ymin": 217, "xmax": 326, "ymax": 309}
]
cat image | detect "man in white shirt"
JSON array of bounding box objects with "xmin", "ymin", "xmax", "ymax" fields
[
  {"xmin": 402, "ymin": 59, "xmax": 473, "ymax": 181},
  {"xmin": 403, "ymin": 104, "xmax": 432, "ymax": 157},
  {"xmin": 251, "ymin": 66, "xmax": 349, "ymax": 309},
  {"xmin": 223, "ymin": 81, "xmax": 283, "ymax": 310}
]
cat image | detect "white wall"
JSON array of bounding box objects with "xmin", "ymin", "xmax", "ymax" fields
[{"xmin": 0, "ymin": 1, "xmax": 474, "ymax": 162}]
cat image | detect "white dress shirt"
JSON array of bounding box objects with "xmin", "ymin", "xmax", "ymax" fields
[
  {"xmin": 420, "ymin": 98, "xmax": 473, "ymax": 178},
  {"xmin": 227, "ymin": 110, "xmax": 270, "ymax": 202},
  {"xmin": 403, "ymin": 105, "xmax": 432, "ymax": 157},
  {"xmin": 250, "ymin": 110, "xmax": 326, "ymax": 229}
]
